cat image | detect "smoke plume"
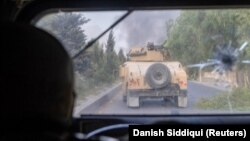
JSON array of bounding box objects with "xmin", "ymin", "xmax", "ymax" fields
[{"xmin": 119, "ymin": 10, "xmax": 180, "ymax": 48}]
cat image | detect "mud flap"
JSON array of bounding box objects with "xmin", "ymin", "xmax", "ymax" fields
[
  {"xmin": 175, "ymin": 90, "xmax": 187, "ymax": 108},
  {"xmin": 176, "ymin": 95, "xmax": 187, "ymax": 107},
  {"xmin": 127, "ymin": 92, "xmax": 140, "ymax": 108},
  {"xmin": 122, "ymin": 83, "xmax": 128, "ymax": 103},
  {"xmin": 123, "ymin": 95, "xmax": 127, "ymax": 102}
]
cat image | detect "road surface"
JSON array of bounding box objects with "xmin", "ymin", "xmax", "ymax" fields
[{"xmin": 80, "ymin": 81, "xmax": 228, "ymax": 115}]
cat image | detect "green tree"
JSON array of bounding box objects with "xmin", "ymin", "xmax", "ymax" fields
[
  {"xmin": 104, "ymin": 30, "xmax": 119, "ymax": 82},
  {"xmin": 80, "ymin": 31, "xmax": 121, "ymax": 86},
  {"xmin": 37, "ymin": 12, "xmax": 89, "ymax": 56},
  {"xmin": 36, "ymin": 12, "xmax": 90, "ymax": 74},
  {"xmin": 118, "ymin": 49, "xmax": 126, "ymax": 63},
  {"xmin": 106, "ymin": 30, "xmax": 115, "ymax": 53}
]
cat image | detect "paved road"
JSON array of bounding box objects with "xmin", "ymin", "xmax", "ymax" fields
[{"xmin": 81, "ymin": 81, "xmax": 227, "ymax": 115}]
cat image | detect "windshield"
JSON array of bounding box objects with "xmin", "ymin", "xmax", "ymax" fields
[{"xmin": 35, "ymin": 9, "xmax": 250, "ymax": 117}]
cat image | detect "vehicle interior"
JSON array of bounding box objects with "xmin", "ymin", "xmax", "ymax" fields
[{"xmin": 2, "ymin": 0, "xmax": 250, "ymax": 141}]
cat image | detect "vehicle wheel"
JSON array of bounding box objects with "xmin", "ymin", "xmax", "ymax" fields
[
  {"xmin": 145, "ymin": 63, "xmax": 171, "ymax": 89},
  {"xmin": 175, "ymin": 94, "xmax": 187, "ymax": 108}
]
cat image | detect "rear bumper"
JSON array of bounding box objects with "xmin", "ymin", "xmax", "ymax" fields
[{"xmin": 128, "ymin": 86, "xmax": 187, "ymax": 97}]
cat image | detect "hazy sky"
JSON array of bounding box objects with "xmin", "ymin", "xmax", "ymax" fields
[
  {"xmin": 82, "ymin": 11, "xmax": 126, "ymax": 43},
  {"xmin": 82, "ymin": 10, "xmax": 180, "ymax": 53}
]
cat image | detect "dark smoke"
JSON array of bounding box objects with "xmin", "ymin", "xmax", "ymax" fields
[{"xmin": 119, "ymin": 10, "xmax": 180, "ymax": 47}]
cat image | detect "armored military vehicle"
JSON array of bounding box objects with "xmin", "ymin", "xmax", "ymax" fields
[{"xmin": 119, "ymin": 43, "xmax": 188, "ymax": 108}]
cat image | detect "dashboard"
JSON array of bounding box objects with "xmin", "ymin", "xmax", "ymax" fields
[{"xmin": 71, "ymin": 115, "xmax": 250, "ymax": 140}]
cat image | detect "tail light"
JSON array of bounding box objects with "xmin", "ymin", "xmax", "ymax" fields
[{"xmin": 179, "ymin": 80, "xmax": 187, "ymax": 87}]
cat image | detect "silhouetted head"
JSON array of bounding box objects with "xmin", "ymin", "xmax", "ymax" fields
[{"xmin": 0, "ymin": 22, "xmax": 75, "ymax": 136}]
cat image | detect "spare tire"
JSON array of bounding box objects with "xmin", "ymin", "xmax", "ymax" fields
[{"xmin": 145, "ymin": 63, "xmax": 171, "ymax": 89}]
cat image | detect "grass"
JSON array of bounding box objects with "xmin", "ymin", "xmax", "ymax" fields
[
  {"xmin": 74, "ymin": 72, "xmax": 121, "ymax": 101},
  {"xmin": 196, "ymin": 87, "xmax": 250, "ymax": 111}
]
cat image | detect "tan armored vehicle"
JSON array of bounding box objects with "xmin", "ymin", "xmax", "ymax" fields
[{"xmin": 119, "ymin": 43, "xmax": 188, "ymax": 108}]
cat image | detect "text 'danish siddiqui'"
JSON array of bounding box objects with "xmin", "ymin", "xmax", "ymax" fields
[{"xmin": 132, "ymin": 128, "xmax": 246, "ymax": 138}]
